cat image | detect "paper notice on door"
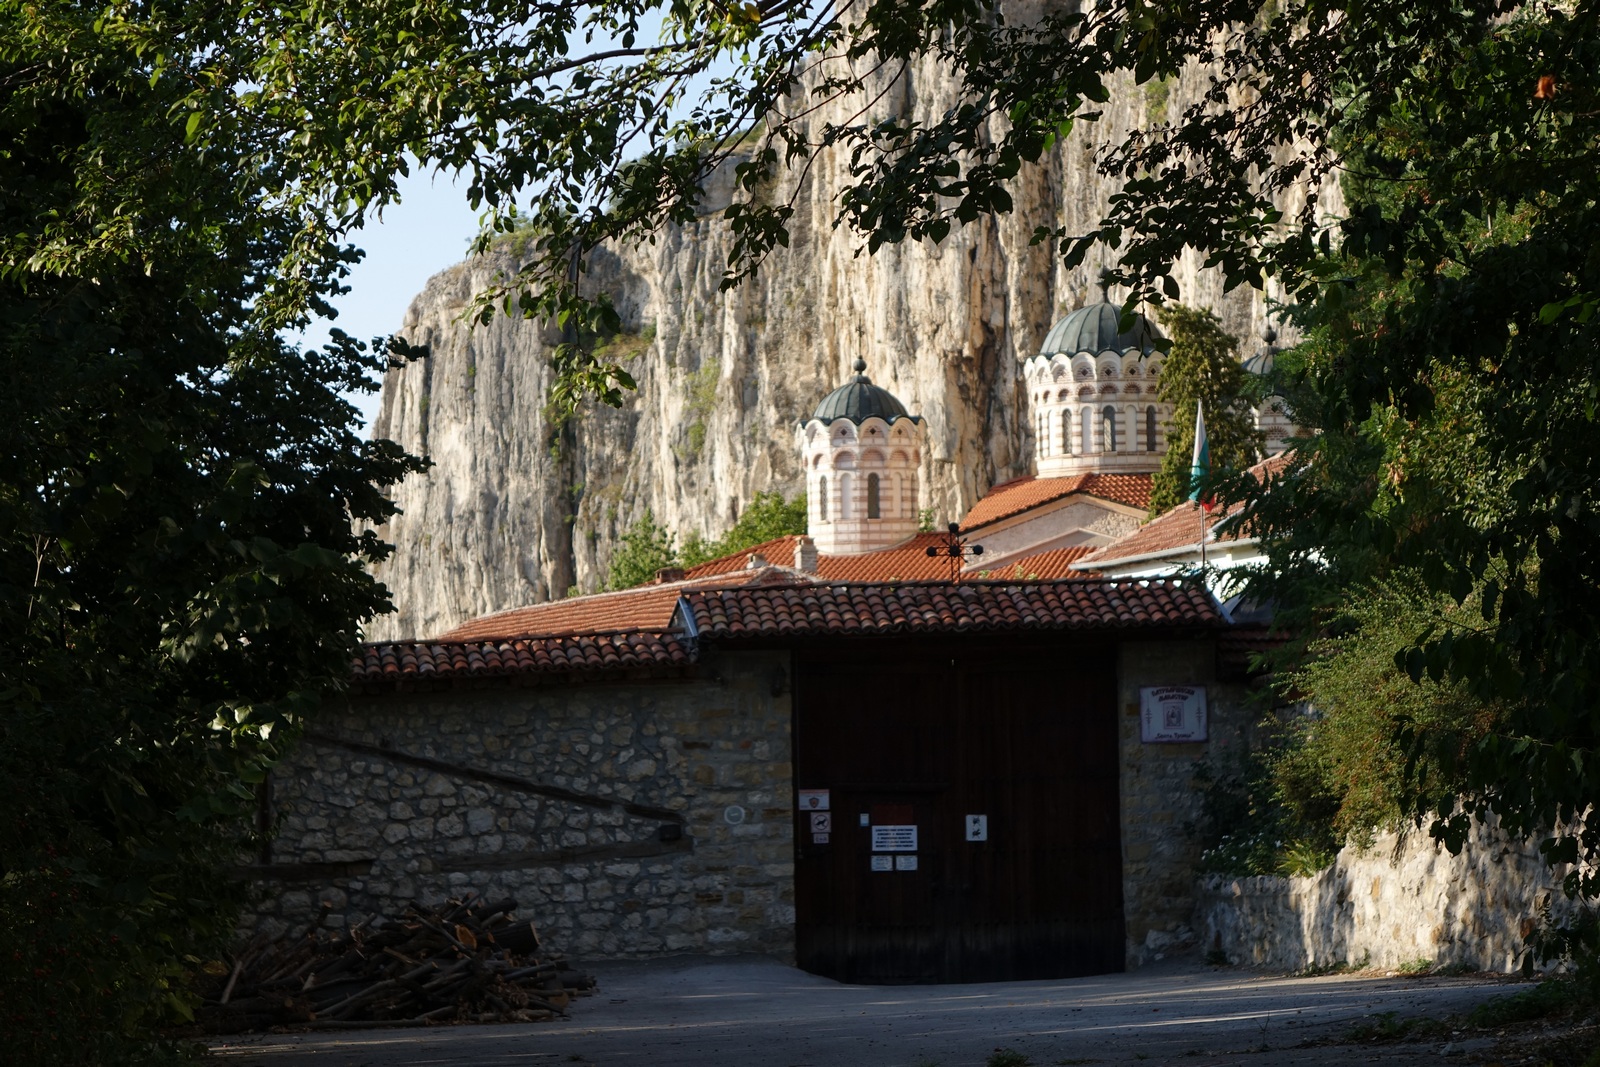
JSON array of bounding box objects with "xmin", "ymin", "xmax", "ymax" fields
[
  {"xmin": 870, "ymin": 855, "xmax": 893, "ymax": 872},
  {"xmin": 870, "ymin": 825, "xmax": 918, "ymax": 852},
  {"xmin": 894, "ymin": 855, "xmax": 918, "ymax": 871}
]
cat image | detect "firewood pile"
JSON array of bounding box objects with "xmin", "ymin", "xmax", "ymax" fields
[{"xmin": 199, "ymin": 895, "xmax": 595, "ymax": 1032}]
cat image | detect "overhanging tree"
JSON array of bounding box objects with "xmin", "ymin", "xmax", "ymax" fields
[
  {"xmin": 1227, "ymin": 5, "xmax": 1600, "ymax": 968},
  {"xmin": 1, "ymin": 5, "xmax": 425, "ymax": 1059}
]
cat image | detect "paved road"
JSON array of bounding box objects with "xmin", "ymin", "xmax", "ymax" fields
[{"xmin": 212, "ymin": 955, "xmax": 1524, "ymax": 1067}]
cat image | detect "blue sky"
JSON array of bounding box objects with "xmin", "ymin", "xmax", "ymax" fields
[{"xmin": 298, "ymin": 166, "xmax": 483, "ymax": 433}]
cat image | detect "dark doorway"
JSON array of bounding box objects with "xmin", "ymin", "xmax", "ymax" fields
[{"xmin": 792, "ymin": 637, "xmax": 1124, "ymax": 983}]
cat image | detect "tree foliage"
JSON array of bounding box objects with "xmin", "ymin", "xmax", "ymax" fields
[
  {"xmin": 680, "ymin": 491, "xmax": 807, "ymax": 567},
  {"xmin": 0, "ymin": 4, "xmax": 425, "ymax": 1059},
  {"xmin": 1283, "ymin": 575, "xmax": 1507, "ymax": 849},
  {"xmin": 92, "ymin": 0, "xmax": 1483, "ymax": 411},
  {"xmin": 1149, "ymin": 304, "xmax": 1263, "ymax": 515},
  {"xmin": 608, "ymin": 492, "xmax": 807, "ymax": 588},
  {"xmin": 605, "ymin": 509, "xmax": 679, "ymax": 590},
  {"xmin": 1232, "ymin": 3, "xmax": 1600, "ymax": 963}
]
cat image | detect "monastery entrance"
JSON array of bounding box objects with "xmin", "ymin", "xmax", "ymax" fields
[{"xmin": 792, "ymin": 637, "xmax": 1124, "ymax": 983}]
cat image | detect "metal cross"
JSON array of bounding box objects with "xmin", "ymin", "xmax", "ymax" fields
[{"xmin": 925, "ymin": 522, "xmax": 984, "ymax": 583}]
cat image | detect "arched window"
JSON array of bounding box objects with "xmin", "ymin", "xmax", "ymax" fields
[
  {"xmin": 1145, "ymin": 406, "xmax": 1158, "ymax": 452},
  {"xmin": 1101, "ymin": 406, "xmax": 1117, "ymax": 452},
  {"xmin": 840, "ymin": 472, "xmax": 854, "ymax": 519},
  {"xmin": 1081, "ymin": 408, "xmax": 1092, "ymax": 454},
  {"xmin": 867, "ymin": 473, "xmax": 881, "ymax": 519},
  {"xmin": 819, "ymin": 475, "xmax": 829, "ymax": 521},
  {"xmin": 1061, "ymin": 409, "xmax": 1073, "ymax": 454}
]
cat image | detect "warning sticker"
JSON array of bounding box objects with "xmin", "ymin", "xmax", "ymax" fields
[
  {"xmin": 870, "ymin": 855, "xmax": 893, "ymax": 872},
  {"xmin": 809, "ymin": 812, "xmax": 832, "ymax": 833},
  {"xmin": 812, "ymin": 832, "xmax": 830, "ymax": 844},
  {"xmin": 798, "ymin": 789, "xmax": 830, "ymax": 811},
  {"xmin": 895, "ymin": 855, "xmax": 918, "ymax": 871},
  {"xmin": 870, "ymin": 825, "xmax": 918, "ymax": 852}
]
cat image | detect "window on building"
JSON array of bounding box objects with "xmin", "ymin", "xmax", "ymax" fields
[
  {"xmin": 1146, "ymin": 406, "xmax": 1157, "ymax": 452},
  {"xmin": 867, "ymin": 473, "xmax": 881, "ymax": 519},
  {"xmin": 1081, "ymin": 408, "xmax": 1092, "ymax": 454},
  {"xmin": 840, "ymin": 472, "xmax": 854, "ymax": 519},
  {"xmin": 819, "ymin": 475, "xmax": 829, "ymax": 521},
  {"xmin": 1101, "ymin": 406, "xmax": 1117, "ymax": 452},
  {"xmin": 1061, "ymin": 409, "xmax": 1073, "ymax": 454}
]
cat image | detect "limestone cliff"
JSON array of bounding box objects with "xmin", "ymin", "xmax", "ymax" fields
[{"xmin": 367, "ymin": 56, "xmax": 1337, "ymax": 642}]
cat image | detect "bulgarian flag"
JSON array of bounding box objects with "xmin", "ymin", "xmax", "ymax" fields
[{"xmin": 1189, "ymin": 401, "xmax": 1213, "ymax": 512}]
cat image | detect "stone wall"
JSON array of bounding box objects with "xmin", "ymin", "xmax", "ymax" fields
[
  {"xmin": 1117, "ymin": 639, "xmax": 1254, "ymax": 966},
  {"xmin": 247, "ymin": 649, "xmax": 795, "ymax": 961},
  {"xmin": 251, "ymin": 634, "xmax": 1351, "ymax": 973},
  {"xmin": 1195, "ymin": 817, "xmax": 1587, "ymax": 974}
]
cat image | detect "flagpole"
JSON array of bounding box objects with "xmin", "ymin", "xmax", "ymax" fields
[{"xmin": 1190, "ymin": 400, "xmax": 1210, "ymax": 588}]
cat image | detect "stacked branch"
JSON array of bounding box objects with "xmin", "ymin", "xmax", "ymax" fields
[{"xmin": 200, "ymin": 894, "xmax": 595, "ymax": 1032}]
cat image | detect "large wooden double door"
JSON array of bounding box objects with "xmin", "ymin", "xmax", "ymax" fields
[{"xmin": 792, "ymin": 638, "xmax": 1124, "ymax": 983}]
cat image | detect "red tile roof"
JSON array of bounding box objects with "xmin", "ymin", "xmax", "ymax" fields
[
  {"xmin": 975, "ymin": 544, "xmax": 1098, "ymax": 580},
  {"xmin": 440, "ymin": 585, "xmax": 687, "ymax": 641},
  {"xmin": 683, "ymin": 536, "xmax": 803, "ymax": 580},
  {"xmin": 438, "ymin": 569, "xmax": 806, "ymax": 642},
  {"xmin": 1073, "ymin": 455, "xmax": 1289, "ymax": 570},
  {"xmin": 684, "ymin": 533, "xmax": 975, "ymax": 583},
  {"xmin": 1074, "ymin": 500, "xmax": 1216, "ymax": 569},
  {"xmin": 681, "ymin": 579, "xmax": 1222, "ymax": 639},
  {"xmin": 815, "ymin": 533, "xmax": 956, "ymax": 582},
  {"xmin": 960, "ymin": 473, "xmax": 1152, "ymax": 530},
  {"xmin": 350, "ymin": 631, "xmax": 694, "ymax": 691}
]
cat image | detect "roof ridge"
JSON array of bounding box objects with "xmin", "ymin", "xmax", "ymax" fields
[{"xmin": 364, "ymin": 626, "xmax": 686, "ymax": 651}]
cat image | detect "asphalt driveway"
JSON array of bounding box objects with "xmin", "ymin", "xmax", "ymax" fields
[{"xmin": 211, "ymin": 955, "xmax": 1528, "ymax": 1067}]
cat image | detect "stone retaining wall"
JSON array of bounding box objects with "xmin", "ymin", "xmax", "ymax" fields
[
  {"xmin": 1196, "ymin": 817, "xmax": 1585, "ymax": 973},
  {"xmin": 245, "ymin": 649, "xmax": 795, "ymax": 960}
]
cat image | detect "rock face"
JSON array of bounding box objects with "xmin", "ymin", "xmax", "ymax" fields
[{"xmin": 367, "ymin": 53, "xmax": 1337, "ymax": 641}]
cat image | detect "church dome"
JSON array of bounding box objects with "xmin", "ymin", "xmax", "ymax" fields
[
  {"xmin": 810, "ymin": 359, "xmax": 918, "ymax": 424},
  {"xmin": 1040, "ymin": 302, "xmax": 1167, "ymax": 358},
  {"xmin": 1241, "ymin": 326, "xmax": 1279, "ymax": 377}
]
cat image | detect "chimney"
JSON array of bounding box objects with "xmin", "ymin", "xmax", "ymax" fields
[
  {"xmin": 795, "ymin": 536, "xmax": 819, "ymax": 574},
  {"xmin": 746, "ymin": 552, "xmax": 768, "ymax": 570},
  {"xmin": 654, "ymin": 566, "xmax": 686, "ymax": 584}
]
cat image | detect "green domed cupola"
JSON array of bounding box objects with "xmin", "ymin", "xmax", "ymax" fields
[
  {"xmin": 808, "ymin": 359, "xmax": 920, "ymax": 425},
  {"xmin": 1039, "ymin": 302, "xmax": 1168, "ymax": 359}
]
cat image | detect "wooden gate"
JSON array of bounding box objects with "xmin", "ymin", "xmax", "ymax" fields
[{"xmin": 792, "ymin": 637, "xmax": 1124, "ymax": 983}]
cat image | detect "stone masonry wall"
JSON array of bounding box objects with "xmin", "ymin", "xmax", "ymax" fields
[
  {"xmin": 1117, "ymin": 639, "xmax": 1253, "ymax": 966},
  {"xmin": 246, "ymin": 649, "xmax": 795, "ymax": 961},
  {"xmin": 1195, "ymin": 816, "xmax": 1589, "ymax": 974}
]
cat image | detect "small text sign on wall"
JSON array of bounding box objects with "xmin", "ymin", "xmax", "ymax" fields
[
  {"xmin": 870, "ymin": 825, "xmax": 918, "ymax": 852},
  {"xmin": 1139, "ymin": 686, "xmax": 1208, "ymax": 743}
]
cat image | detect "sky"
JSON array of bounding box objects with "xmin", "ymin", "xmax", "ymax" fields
[{"xmin": 296, "ymin": 167, "xmax": 484, "ymax": 434}]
